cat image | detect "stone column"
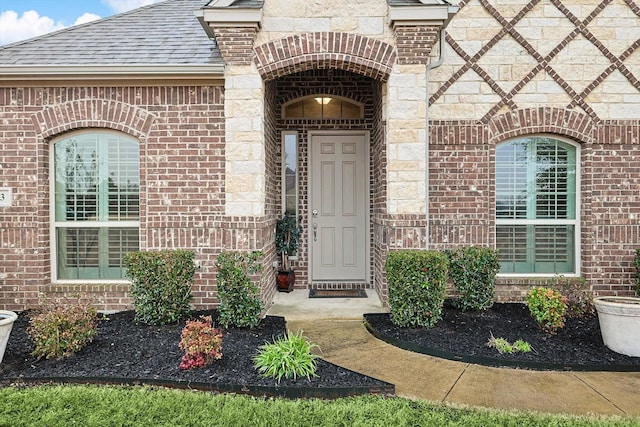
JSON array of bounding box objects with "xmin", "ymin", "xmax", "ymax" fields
[
  {"xmin": 387, "ymin": 25, "xmax": 439, "ymax": 215},
  {"xmin": 212, "ymin": 27, "xmax": 266, "ymax": 216}
]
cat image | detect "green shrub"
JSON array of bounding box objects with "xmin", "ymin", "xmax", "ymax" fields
[
  {"xmin": 634, "ymin": 248, "xmax": 640, "ymax": 296},
  {"xmin": 215, "ymin": 251, "xmax": 264, "ymax": 328},
  {"xmin": 526, "ymin": 287, "xmax": 567, "ymax": 334},
  {"xmin": 27, "ymin": 303, "xmax": 98, "ymax": 359},
  {"xmin": 178, "ymin": 315, "xmax": 223, "ymax": 370},
  {"xmin": 253, "ymin": 330, "xmax": 319, "ymax": 382},
  {"xmin": 446, "ymin": 246, "xmax": 500, "ymax": 311},
  {"xmin": 551, "ymin": 275, "xmax": 594, "ymax": 319},
  {"xmin": 385, "ymin": 250, "xmax": 449, "ymax": 328},
  {"xmin": 124, "ymin": 250, "xmax": 196, "ymax": 325}
]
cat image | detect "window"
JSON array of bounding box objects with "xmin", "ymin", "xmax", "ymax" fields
[
  {"xmin": 282, "ymin": 95, "xmax": 363, "ymax": 119},
  {"xmin": 282, "ymin": 132, "xmax": 298, "ymax": 215},
  {"xmin": 53, "ymin": 131, "xmax": 139, "ymax": 280},
  {"xmin": 495, "ymin": 136, "xmax": 578, "ymax": 274}
]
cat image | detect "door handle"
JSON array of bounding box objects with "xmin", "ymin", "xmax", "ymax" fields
[{"xmin": 313, "ymin": 223, "xmax": 318, "ymax": 241}]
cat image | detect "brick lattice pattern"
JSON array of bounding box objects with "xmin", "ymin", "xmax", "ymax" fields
[{"xmin": 433, "ymin": 0, "xmax": 640, "ymax": 123}]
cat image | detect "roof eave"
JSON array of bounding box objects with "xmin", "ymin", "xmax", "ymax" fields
[
  {"xmin": 0, "ymin": 64, "xmax": 225, "ymax": 80},
  {"xmin": 197, "ymin": 7, "xmax": 262, "ymax": 29},
  {"xmin": 388, "ymin": 4, "xmax": 459, "ymax": 27}
]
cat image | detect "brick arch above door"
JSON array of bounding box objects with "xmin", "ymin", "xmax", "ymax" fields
[{"xmin": 254, "ymin": 32, "xmax": 397, "ymax": 82}]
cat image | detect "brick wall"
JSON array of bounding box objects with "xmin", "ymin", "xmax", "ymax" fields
[
  {"xmin": 0, "ymin": 83, "xmax": 282, "ymax": 311},
  {"xmin": 428, "ymin": 110, "xmax": 640, "ymax": 298}
]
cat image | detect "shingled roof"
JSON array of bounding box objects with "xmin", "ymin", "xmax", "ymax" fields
[{"xmin": 0, "ymin": 0, "xmax": 222, "ymax": 72}]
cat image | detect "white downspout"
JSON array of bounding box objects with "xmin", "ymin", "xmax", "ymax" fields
[{"xmin": 425, "ymin": 6, "xmax": 458, "ymax": 250}]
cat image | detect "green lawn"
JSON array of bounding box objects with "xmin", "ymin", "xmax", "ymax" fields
[{"xmin": 0, "ymin": 385, "xmax": 638, "ymax": 427}]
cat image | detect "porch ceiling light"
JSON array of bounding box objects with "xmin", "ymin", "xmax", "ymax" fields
[{"xmin": 314, "ymin": 97, "xmax": 332, "ymax": 104}]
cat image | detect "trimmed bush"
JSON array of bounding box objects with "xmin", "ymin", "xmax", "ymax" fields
[
  {"xmin": 124, "ymin": 249, "xmax": 196, "ymax": 325},
  {"xmin": 526, "ymin": 287, "xmax": 567, "ymax": 334},
  {"xmin": 253, "ymin": 330, "xmax": 319, "ymax": 382},
  {"xmin": 551, "ymin": 275, "xmax": 594, "ymax": 319},
  {"xmin": 446, "ymin": 246, "xmax": 500, "ymax": 311},
  {"xmin": 28, "ymin": 303, "xmax": 98, "ymax": 359},
  {"xmin": 215, "ymin": 251, "xmax": 264, "ymax": 328},
  {"xmin": 385, "ymin": 250, "xmax": 449, "ymax": 328}
]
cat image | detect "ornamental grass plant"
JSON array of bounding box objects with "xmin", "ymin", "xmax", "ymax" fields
[{"xmin": 253, "ymin": 330, "xmax": 319, "ymax": 382}]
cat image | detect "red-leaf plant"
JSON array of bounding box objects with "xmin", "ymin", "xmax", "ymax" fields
[{"xmin": 178, "ymin": 315, "xmax": 223, "ymax": 370}]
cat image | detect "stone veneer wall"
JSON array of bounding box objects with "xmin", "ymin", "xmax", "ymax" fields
[
  {"xmin": 258, "ymin": 0, "xmax": 395, "ymax": 45},
  {"xmin": 0, "ymin": 83, "xmax": 280, "ymax": 311}
]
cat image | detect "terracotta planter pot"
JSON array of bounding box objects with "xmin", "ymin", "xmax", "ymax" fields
[
  {"xmin": 0, "ymin": 310, "xmax": 18, "ymax": 364},
  {"xmin": 594, "ymin": 297, "xmax": 640, "ymax": 357},
  {"xmin": 276, "ymin": 270, "xmax": 295, "ymax": 293}
]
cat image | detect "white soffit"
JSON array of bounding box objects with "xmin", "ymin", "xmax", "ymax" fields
[
  {"xmin": 389, "ymin": 4, "xmax": 459, "ymax": 27},
  {"xmin": 197, "ymin": 7, "xmax": 262, "ymax": 28}
]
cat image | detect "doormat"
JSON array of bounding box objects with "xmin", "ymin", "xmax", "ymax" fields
[{"xmin": 309, "ymin": 289, "xmax": 368, "ymax": 298}]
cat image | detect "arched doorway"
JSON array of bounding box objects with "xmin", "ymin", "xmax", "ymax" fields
[{"xmin": 264, "ymin": 69, "xmax": 385, "ymax": 291}]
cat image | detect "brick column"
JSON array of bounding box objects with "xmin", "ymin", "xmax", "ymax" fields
[
  {"xmin": 212, "ymin": 27, "xmax": 258, "ymax": 66},
  {"xmin": 394, "ymin": 25, "xmax": 439, "ymax": 65}
]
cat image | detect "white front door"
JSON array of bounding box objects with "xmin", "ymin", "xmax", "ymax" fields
[{"xmin": 310, "ymin": 132, "xmax": 368, "ymax": 281}]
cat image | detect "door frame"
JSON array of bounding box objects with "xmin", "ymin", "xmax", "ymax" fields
[{"xmin": 307, "ymin": 130, "xmax": 371, "ymax": 285}]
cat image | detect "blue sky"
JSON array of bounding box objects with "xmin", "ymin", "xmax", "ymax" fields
[{"xmin": 0, "ymin": 0, "xmax": 163, "ymax": 46}]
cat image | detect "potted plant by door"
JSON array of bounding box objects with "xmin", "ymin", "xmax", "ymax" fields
[
  {"xmin": 593, "ymin": 248, "xmax": 640, "ymax": 357},
  {"xmin": 275, "ymin": 212, "xmax": 303, "ymax": 292},
  {"xmin": 0, "ymin": 310, "xmax": 18, "ymax": 364}
]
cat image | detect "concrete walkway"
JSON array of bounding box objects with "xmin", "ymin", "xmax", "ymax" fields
[{"xmin": 266, "ymin": 290, "xmax": 640, "ymax": 418}]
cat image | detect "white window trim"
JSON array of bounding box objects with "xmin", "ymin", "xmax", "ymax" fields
[
  {"xmin": 495, "ymin": 135, "xmax": 581, "ymax": 278},
  {"xmin": 50, "ymin": 130, "xmax": 140, "ymax": 284}
]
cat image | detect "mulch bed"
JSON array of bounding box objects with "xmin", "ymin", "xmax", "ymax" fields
[
  {"xmin": 4, "ymin": 301, "xmax": 639, "ymax": 398},
  {"xmin": 1, "ymin": 310, "xmax": 393, "ymax": 398},
  {"xmin": 365, "ymin": 301, "xmax": 640, "ymax": 371}
]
